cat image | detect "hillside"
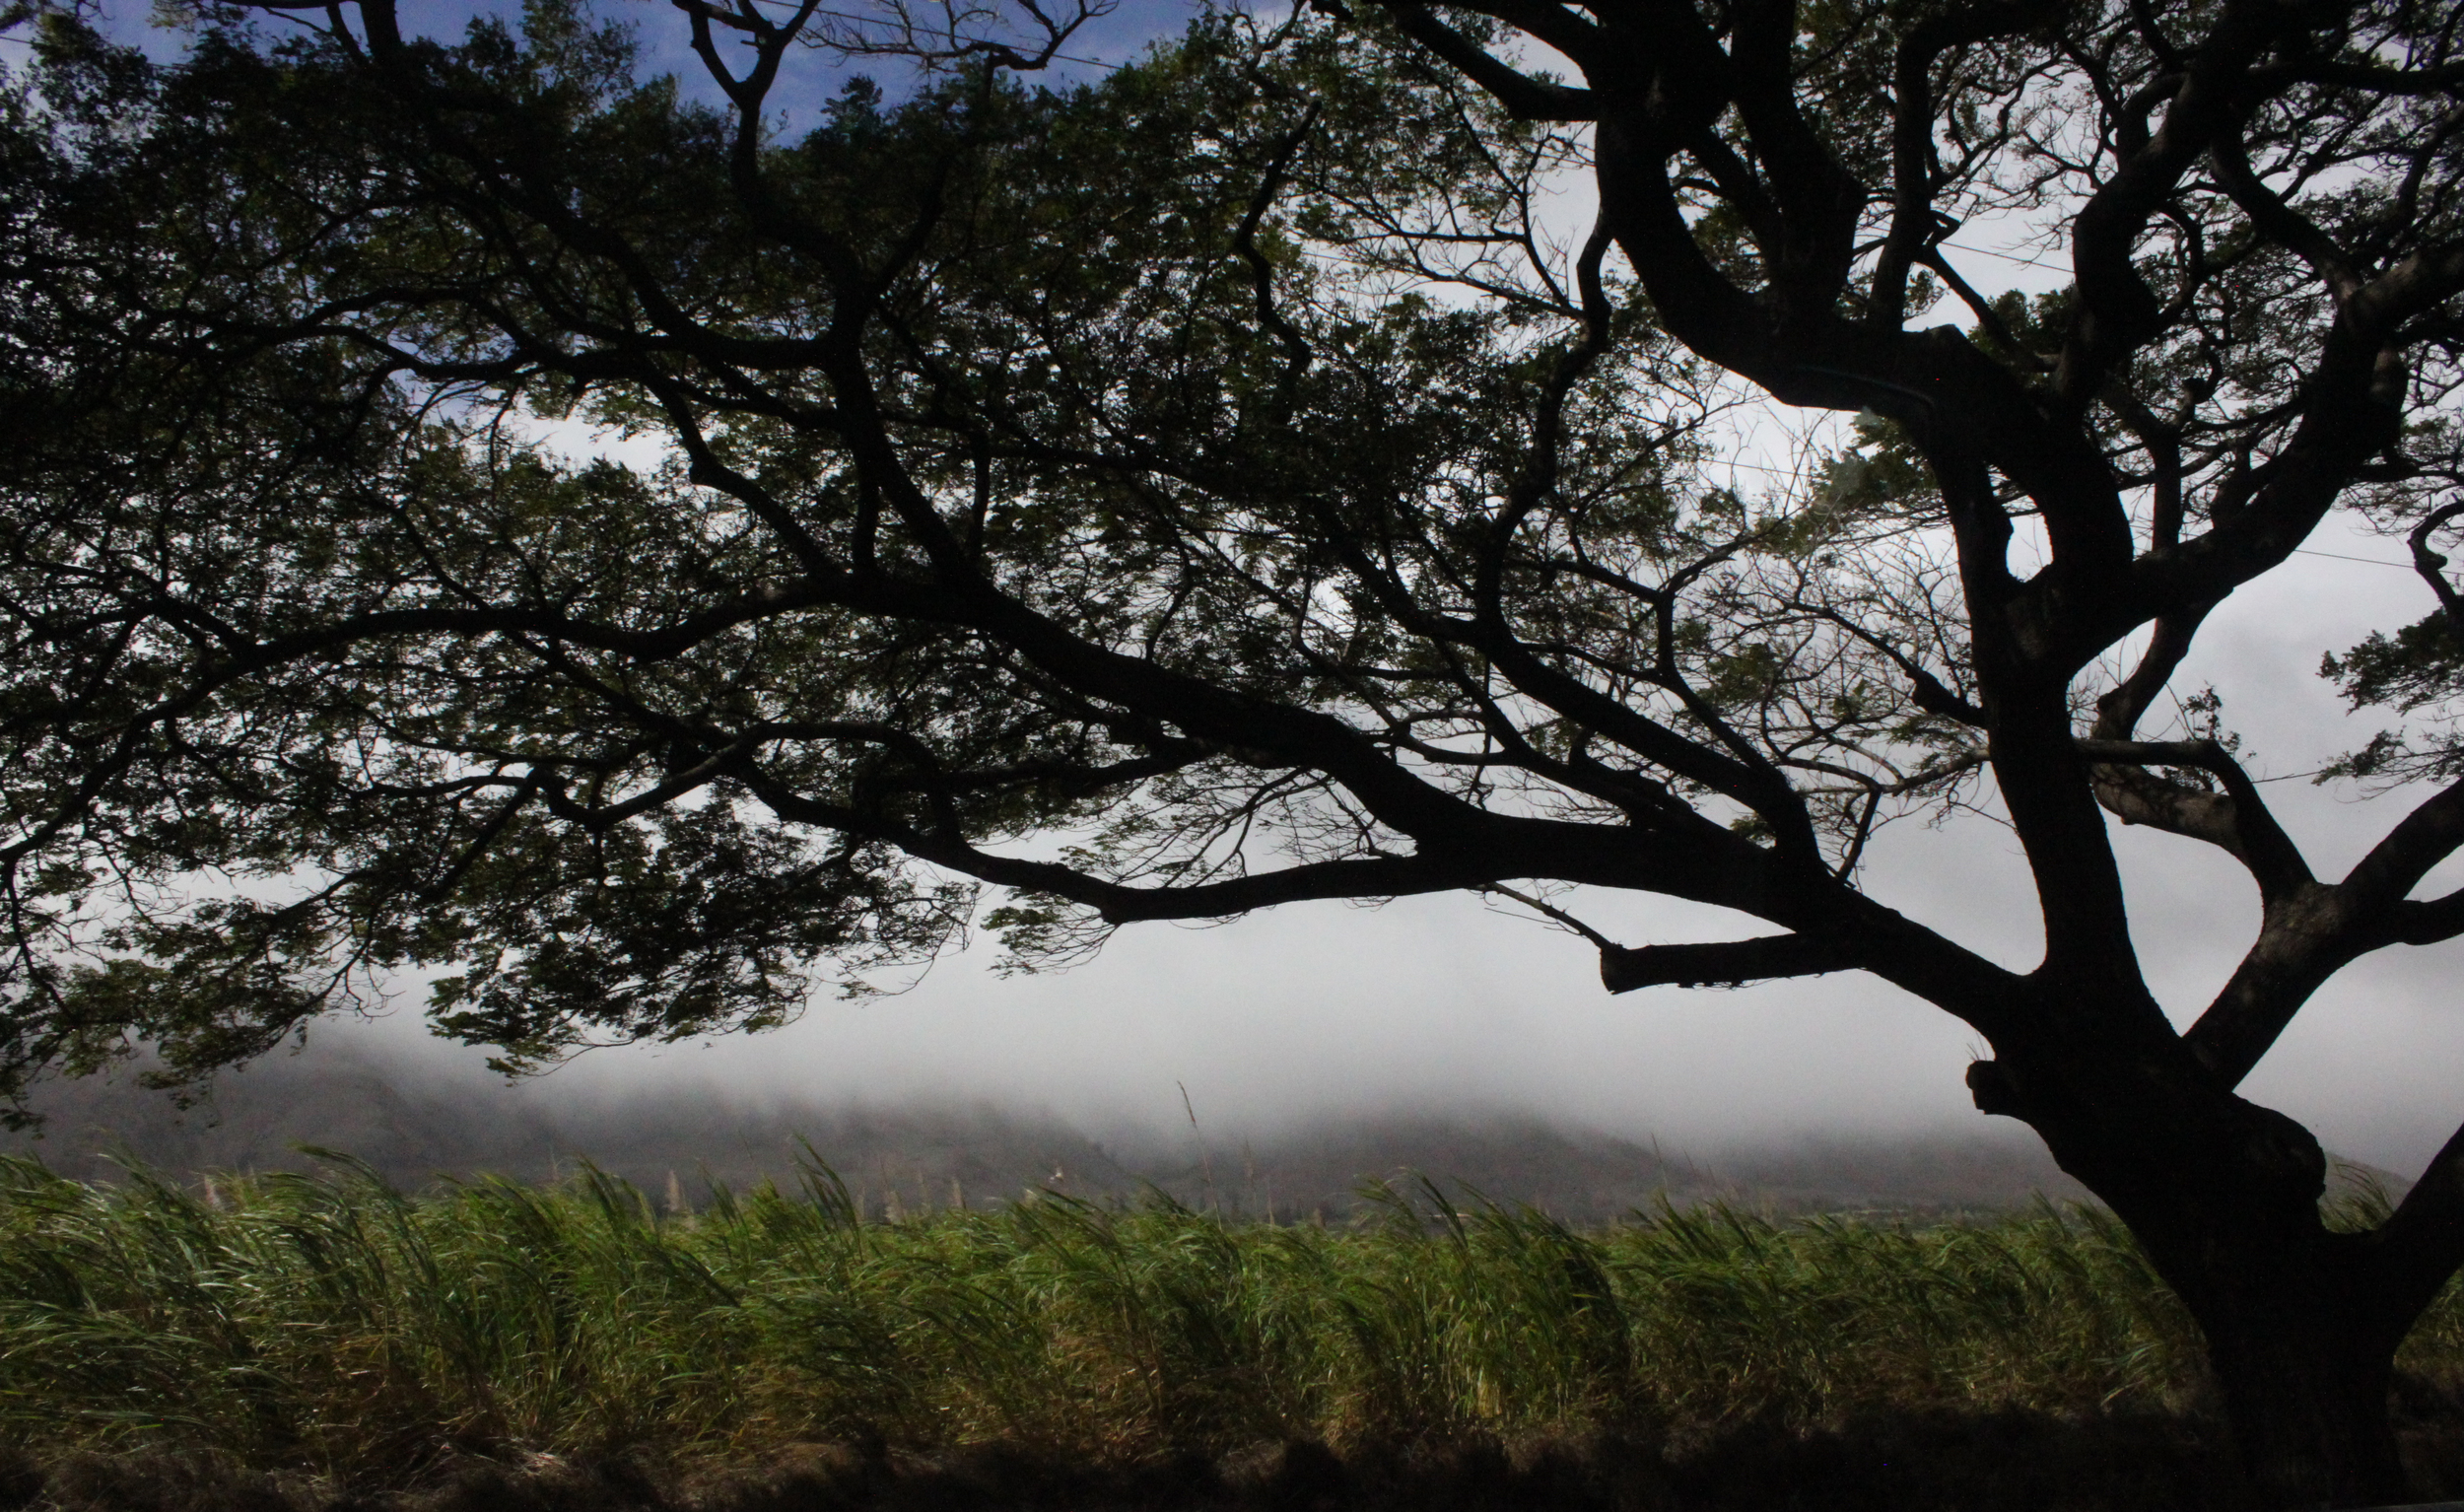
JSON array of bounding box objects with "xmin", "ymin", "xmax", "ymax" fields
[{"xmin": 0, "ymin": 1045, "xmax": 2119, "ymax": 1220}]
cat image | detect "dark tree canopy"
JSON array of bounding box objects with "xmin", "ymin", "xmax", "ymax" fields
[{"xmin": 7, "ymin": 0, "xmax": 2464, "ymax": 1500}]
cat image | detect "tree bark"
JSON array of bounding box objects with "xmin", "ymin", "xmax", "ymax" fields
[
  {"xmin": 2127, "ymin": 1203, "xmax": 2409, "ymax": 1507},
  {"xmin": 2203, "ymin": 1300, "xmax": 2404, "ymax": 1510},
  {"xmin": 1979, "ymin": 1029, "xmax": 2420, "ymax": 1508}
]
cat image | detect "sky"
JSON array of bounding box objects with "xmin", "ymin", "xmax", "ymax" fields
[{"xmin": 29, "ymin": 0, "xmax": 2464, "ymax": 1177}]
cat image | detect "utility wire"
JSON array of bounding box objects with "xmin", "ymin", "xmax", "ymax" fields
[{"xmin": 2293, "ymin": 547, "xmax": 2416, "ymax": 570}]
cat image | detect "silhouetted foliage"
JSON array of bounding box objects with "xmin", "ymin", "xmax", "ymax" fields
[{"xmin": 8, "ymin": 0, "xmax": 2464, "ymax": 1498}]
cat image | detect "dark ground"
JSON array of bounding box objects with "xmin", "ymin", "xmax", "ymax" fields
[{"xmin": 13, "ymin": 1399, "xmax": 2464, "ymax": 1512}]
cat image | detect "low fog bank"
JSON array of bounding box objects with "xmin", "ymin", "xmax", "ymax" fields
[{"xmin": 7, "ymin": 1038, "xmax": 2119, "ymax": 1220}]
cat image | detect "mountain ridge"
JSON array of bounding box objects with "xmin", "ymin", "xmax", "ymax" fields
[{"xmin": 0, "ymin": 1043, "xmax": 2137, "ymax": 1221}]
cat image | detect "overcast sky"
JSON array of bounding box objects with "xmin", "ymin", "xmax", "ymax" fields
[{"xmin": 38, "ymin": 0, "xmax": 2464, "ymax": 1177}]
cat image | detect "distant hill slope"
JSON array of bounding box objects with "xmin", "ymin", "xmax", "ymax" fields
[{"xmin": 3, "ymin": 1046, "xmax": 2126, "ymax": 1220}]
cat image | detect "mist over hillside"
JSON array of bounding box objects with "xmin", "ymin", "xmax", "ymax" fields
[{"xmin": 0, "ymin": 1040, "xmax": 2127, "ymax": 1221}]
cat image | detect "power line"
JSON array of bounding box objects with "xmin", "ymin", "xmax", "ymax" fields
[{"xmin": 2293, "ymin": 547, "xmax": 2416, "ymax": 570}]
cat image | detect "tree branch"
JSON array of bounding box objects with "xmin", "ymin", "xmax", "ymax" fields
[
  {"xmin": 2409, "ymin": 501, "xmax": 2464, "ymax": 637},
  {"xmin": 1599, "ymin": 932, "xmax": 1861, "ymax": 993},
  {"xmin": 1381, "ymin": 5, "xmax": 1598, "ymax": 120},
  {"xmin": 2077, "ymin": 737, "xmax": 2313, "ymax": 901},
  {"xmin": 1873, "ymin": 0, "xmax": 2071, "ymax": 330},
  {"xmin": 2366, "ymin": 1113, "xmax": 2464, "ymax": 1350}
]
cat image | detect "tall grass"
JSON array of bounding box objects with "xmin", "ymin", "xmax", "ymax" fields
[{"xmin": 0, "ymin": 1154, "xmax": 2447, "ymax": 1481}]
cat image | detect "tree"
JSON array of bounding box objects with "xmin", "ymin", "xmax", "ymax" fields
[{"xmin": 5, "ymin": 0, "xmax": 2464, "ymax": 1499}]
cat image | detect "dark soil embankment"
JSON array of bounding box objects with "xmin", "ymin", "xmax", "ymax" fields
[{"xmin": 0, "ymin": 1412, "xmax": 2304, "ymax": 1512}]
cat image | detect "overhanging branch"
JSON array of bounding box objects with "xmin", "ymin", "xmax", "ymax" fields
[
  {"xmin": 1381, "ymin": 4, "xmax": 1598, "ymax": 121},
  {"xmin": 1599, "ymin": 933, "xmax": 1859, "ymax": 993}
]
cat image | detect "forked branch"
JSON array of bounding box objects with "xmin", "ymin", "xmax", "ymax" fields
[{"xmin": 2077, "ymin": 736, "xmax": 2313, "ymax": 900}]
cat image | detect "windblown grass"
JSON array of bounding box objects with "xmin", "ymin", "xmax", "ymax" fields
[{"xmin": 0, "ymin": 1153, "xmax": 2446, "ymax": 1484}]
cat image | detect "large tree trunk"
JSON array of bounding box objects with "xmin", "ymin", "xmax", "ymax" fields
[
  {"xmin": 2193, "ymin": 1262, "xmax": 2407, "ymax": 1507},
  {"xmin": 2128, "ymin": 1221, "xmax": 2408, "ymax": 1507},
  {"xmin": 2120, "ymin": 1226, "xmax": 2408, "ymax": 1506},
  {"xmin": 1975, "ymin": 1046, "xmax": 2424, "ymax": 1508}
]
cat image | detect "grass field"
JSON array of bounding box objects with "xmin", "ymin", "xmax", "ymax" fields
[{"xmin": 0, "ymin": 1153, "xmax": 2457, "ymax": 1508}]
